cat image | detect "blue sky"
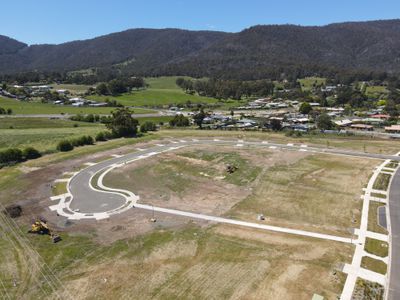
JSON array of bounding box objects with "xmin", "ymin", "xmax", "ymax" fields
[{"xmin": 2, "ymin": 0, "xmax": 400, "ymax": 45}]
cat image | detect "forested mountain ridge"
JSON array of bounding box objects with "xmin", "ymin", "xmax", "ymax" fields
[{"xmin": 1, "ymin": 19, "xmax": 400, "ymax": 79}]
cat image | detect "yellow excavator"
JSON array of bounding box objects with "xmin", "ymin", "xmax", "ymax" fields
[{"xmin": 28, "ymin": 219, "xmax": 61, "ymax": 243}]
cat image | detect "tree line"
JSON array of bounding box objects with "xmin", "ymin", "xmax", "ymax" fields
[{"xmin": 175, "ymin": 78, "xmax": 275, "ymax": 100}]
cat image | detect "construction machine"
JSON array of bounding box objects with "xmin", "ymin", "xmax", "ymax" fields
[{"xmin": 28, "ymin": 219, "xmax": 61, "ymax": 243}]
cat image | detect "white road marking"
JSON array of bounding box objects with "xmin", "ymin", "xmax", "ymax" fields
[{"xmin": 54, "ymin": 178, "xmax": 69, "ymax": 183}]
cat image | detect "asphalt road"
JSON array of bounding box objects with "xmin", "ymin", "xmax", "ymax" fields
[{"xmin": 387, "ymin": 167, "xmax": 400, "ymax": 300}]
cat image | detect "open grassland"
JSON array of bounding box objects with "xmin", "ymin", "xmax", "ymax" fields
[
  {"xmin": 0, "ymin": 116, "xmax": 169, "ymax": 153},
  {"xmin": 0, "ymin": 220, "xmax": 353, "ymax": 300},
  {"xmin": 144, "ymin": 76, "xmax": 201, "ymax": 89},
  {"xmin": 0, "ymin": 117, "xmax": 102, "ymax": 129},
  {"xmin": 0, "ymin": 125, "xmax": 105, "ymax": 152},
  {"xmin": 298, "ymin": 77, "xmax": 326, "ymax": 91},
  {"xmin": 0, "ymin": 97, "xmax": 154, "ymax": 115},
  {"xmin": 88, "ymin": 89, "xmax": 225, "ymax": 108}
]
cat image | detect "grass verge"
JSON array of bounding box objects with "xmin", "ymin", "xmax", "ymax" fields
[
  {"xmin": 361, "ymin": 256, "xmax": 387, "ymax": 275},
  {"xmin": 372, "ymin": 173, "xmax": 391, "ymax": 191},
  {"xmin": 367, "ymin": 202, "xmax": 388, "ymax": 234},
  {"xmin": 364, "ymin": 238, "xmax": 389, "ymax": 257}
]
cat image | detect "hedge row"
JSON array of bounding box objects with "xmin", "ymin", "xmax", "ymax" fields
[
  {"xmin": 0, "ymin": 147, "xmax": 41, "ymax": 167},
  {"xmin": 57, "ymin": 135, "xmax": 94, "ymax": 152}
]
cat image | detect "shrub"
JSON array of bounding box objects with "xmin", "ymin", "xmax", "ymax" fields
[
  {"xmin": 169, "ymin": 115, "xmax": 190, "ymax": 127},
  {"xmin": 140, "ymin": 121, "xmax": 157, "ymax": 133},
  {"xmin": 95, "ymin": 132, "xmax": 106, "ymax": 141},
  {"xmin": 22, "ymin": 147, "xmax": 41, "ymax": 160},
  {"xmin": 83, "ymin": 135, "xmax": 94, "ymax": 145},
  {"xmin": 104, "ymin": 131, "xmax": 115, "ymax": 140},
  {"xmin": 71, "ymin": 135, "xmax": 94, "ymax": 147},
  {"xmin": 0, "ymin": 148, "xmax": 23, "ymax": 165},
  {"xmin": 57, "ymin": 140, "xmax": 74, "ymax": 152}
]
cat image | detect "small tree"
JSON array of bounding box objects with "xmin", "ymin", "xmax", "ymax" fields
[
  {"xmin": 96, "ymin": 83, "xmax": 109, "ymax": 95},
  {"xmin": 57, "ymin": 140, "xmax": 74, "ymax": 152},
  {"xmin": 270, "ymin": 119, "xmax": 282, "ymax": 131},
  {"xmin": 317, "ymin": 113, "xmax": 333, "ymax": 131},
  {"xmin": 106, "ymin": 107, "xmax": 138, "ymax": 137},
  {"xmin": 193, "ymin": 109, "xmax": 206, "ymax": 129},
  {"xmin": 299, "ymin": 102, "xmax": 312, "ymax": 114},
  {"xmin": 169, "ymin": 115, "xmax": 190, "ymax": 127}
]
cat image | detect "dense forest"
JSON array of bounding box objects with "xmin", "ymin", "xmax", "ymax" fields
[{"xmin": 1, "ymin": 20, "xmax": 400, "ymax": 80}]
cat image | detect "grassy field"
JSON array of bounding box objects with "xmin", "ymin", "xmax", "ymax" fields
[
  {"xmin": 88, "ymin": 76, "xmax": 239, "ymax": 108},
  {"xmin": 88, "ymin": 89, "xmax": 224, "ymax": 108},
  {"xmin": 0, "ymin": 118, "xmax": 106, "ymax": 152},
  {"xmin": 144, "ymin": 76, "xmax": 199, "ymax": 89},
  {"xmin": 0, "ymin": 97, "xmax": 154, "ymax": 115},
  {"xmin": 0, "ymin": 117, "xmax": 102, "ymax": 129},
  {"xmin": 0, "ymin": 116, "xmax": 174, "ymax": 152},
  {"xmin": 298, "ymin": 77, "xmax": 326, "ymax": 92}
]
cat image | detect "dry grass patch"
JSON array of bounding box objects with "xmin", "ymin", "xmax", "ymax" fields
[
  {"xmin": 59, "ymin": 225, "xmax": 353, "ymax": 300},
  {"xmin": 230, "ymin": 154, "xmax": 375, "ymax": 236}
]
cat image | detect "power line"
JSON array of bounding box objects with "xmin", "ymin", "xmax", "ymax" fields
[{"xmin": 0, "ymin": 209, "xmax": 73, "ymax": 299}]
